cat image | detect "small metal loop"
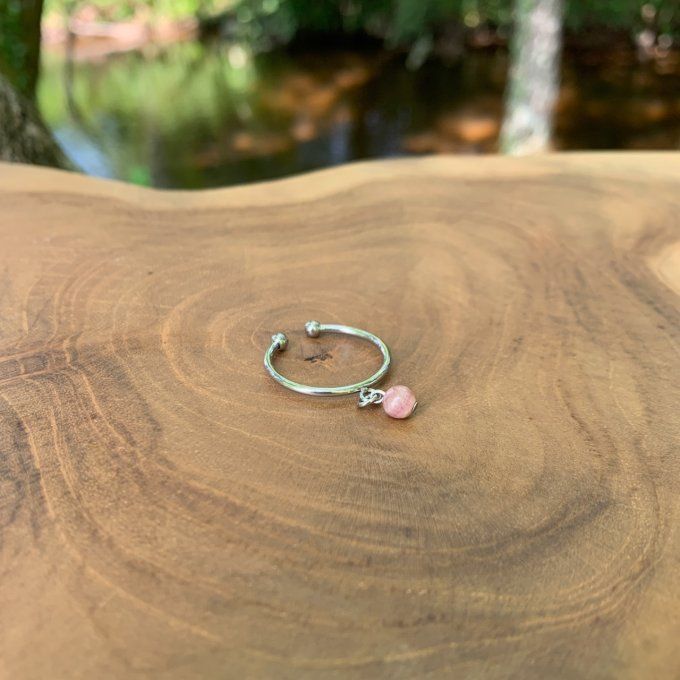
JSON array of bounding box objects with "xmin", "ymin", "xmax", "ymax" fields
[
  {"xmin": 358, "ymin": 388, "xmax": 386, "ymax": 408},
  {"xmin": 264, "ymin": 321, "xmax": 390, "ymax": 397}
]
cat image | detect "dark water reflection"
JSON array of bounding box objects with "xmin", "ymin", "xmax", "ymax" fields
[{"xmin": 38, "ymin": 40, "xmax": 679, "ymax": 188}]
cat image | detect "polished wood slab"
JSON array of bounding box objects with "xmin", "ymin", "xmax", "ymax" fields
[{"xmin": 0, "ymin": 154, "xmax": 678, "ymax": 679}]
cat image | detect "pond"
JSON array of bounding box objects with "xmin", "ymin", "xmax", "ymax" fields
[{"xmin": 38, "ymin": 39, "xmax": 680, "ymax": 188}]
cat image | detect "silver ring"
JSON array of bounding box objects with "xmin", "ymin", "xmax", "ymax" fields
[
  {"xmin": 264, "ymin": 321, "xmax": 390, "ymax": 396},
  {"xmin": 263, "ymin": 320, "xmax": 417, "ymax": 419}
]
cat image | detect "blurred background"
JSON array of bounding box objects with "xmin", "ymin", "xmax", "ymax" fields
[{"xmin": 1, "ymin": 0, "xmax": 678, "ymax": 188}]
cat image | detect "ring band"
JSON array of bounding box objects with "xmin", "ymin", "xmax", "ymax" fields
[{"xmin": 264, "ymin": 321, "xmax": 391, "ymax": 396}]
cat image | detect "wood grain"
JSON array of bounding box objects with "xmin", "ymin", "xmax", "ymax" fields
[{"xmin": 0, "ymin": 154, "xmax": 678, "ymax": 679}]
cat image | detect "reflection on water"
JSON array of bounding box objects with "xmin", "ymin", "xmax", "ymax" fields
[{"xmin": 38, "ymin": 40, "xmax": 679, "ymax": 188}]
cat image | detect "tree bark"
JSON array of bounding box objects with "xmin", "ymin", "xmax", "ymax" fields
[
  {"xmin": 500, "ymin": 0, "xmax": 563, "ymax": 154},
  {"xmin": 0, "ymin": 0, "xmax": 44, "ymax": 100},
  {"xmin": 0, "ymin": 74, "xmax": 70, "ymax": 168}
]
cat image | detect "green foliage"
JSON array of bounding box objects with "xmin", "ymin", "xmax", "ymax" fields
[
  {"xmin": 41, "ymin": 0, "xmax": 680, "ymax": 41},
  {"xmin": 565, "ymin": 0, "xmax": 675, "ymax": 33},
  {"xmin": 225, "ymin": 0, "xmax": 679, "ymax": 64},
  {"xmin": 223, "ymin": 0, "xmax": 680, "ymax": 58},
  {"xmin": 43, "ymin": 0, "xmax": 231, "ymax": 21}
]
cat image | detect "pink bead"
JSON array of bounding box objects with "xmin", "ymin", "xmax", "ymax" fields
[{"xmin": 382, "ymin": 385, "xmax": 417, "ymax": 419}]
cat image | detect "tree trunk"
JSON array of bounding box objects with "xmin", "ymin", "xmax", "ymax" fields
[
  {"xmin": 0, "ymin": 74, "xmax": 70, "ymax": 168},
  {"xmin": 500, "ymin": 0, "xmax": 563, "ymax": 155},
  {"xmin": 0, "ymin": 1, "xmax": 70, "ymax": 168},
  {"xmin": 0, "ymin": 0, "xmax": 44, "ymax": 100}
]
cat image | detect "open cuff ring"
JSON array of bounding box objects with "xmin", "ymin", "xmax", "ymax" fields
[{"xmin": 264, "ymin": 321, "xmax": 417, "ymax": 419}]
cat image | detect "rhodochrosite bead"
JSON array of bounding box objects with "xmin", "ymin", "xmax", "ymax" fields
[{"xmin": 382, "ymin": 385, "xmax": 417, "ymax": 419}]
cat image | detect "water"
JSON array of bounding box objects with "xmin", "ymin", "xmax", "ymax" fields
[{"xmin": 38, "ymin": 40, "xmax": 680, "ymax": 189}]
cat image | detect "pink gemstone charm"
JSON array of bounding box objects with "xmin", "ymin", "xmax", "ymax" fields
[{"xmin": 382, "ymin": 385, "xmax": 417, "ymax": 419}]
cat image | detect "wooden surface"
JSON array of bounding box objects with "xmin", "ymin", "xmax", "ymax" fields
[{"xmin": 0, "ymin": 154, "xmax": 679, "ymax": 679}]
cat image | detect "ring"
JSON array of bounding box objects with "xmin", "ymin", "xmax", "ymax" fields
[{"xmin": 264, "ymin": 321, "xmax": 417, "ymax": 419}]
